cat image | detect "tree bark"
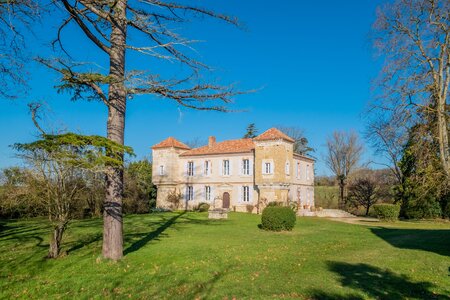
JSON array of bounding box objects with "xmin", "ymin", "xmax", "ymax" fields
[
  {"xmin": 437, "ymin": 94, "xmax": 450, "ymax": 177},
  {"xmin": 338, "ymin": 178, "xmax": 345, "ymax": 210},
  {"xmin": 102, "ymin": 0, "xmax": 127, "ymax": 261},
  {"xmin": 48, "ymin": 221, "xmax": 67, "ymax": 258}
]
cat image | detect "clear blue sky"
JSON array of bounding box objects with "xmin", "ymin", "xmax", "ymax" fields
[{"xmin": 0, "ymin": 0, "xmax": 385, "ymax": 175}]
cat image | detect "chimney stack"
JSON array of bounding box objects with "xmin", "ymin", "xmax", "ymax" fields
[{"xmin": 208, "ymin": 136, "xmax": 216, "ymax": 147}]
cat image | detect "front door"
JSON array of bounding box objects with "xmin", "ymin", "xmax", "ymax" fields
[{"xmin": 222, "ymin": 192, "xmax": 230, "ymax": 208}]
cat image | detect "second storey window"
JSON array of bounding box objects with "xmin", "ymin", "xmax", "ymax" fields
[
  {"xmin": 223, "ymin": 160, "xmax": 230, "ymax": 176},
  {"xmin": 204, "ymin": 160, "xmax": 210, "ymax": 176},
  {"xmin": 187, "ymin": 161, "xmax": 194, "ymax": 176},
  {"xmin": 159, "ymin": 165, "xmax": 165, "ymax": 176},
  {"xmin": 297, "ymin": 162, "xmax": 301, "ymax": 179},
  {"xmin": 242, "ymin": 186, "xmax": 250, "ymax": 202},
  {"xmin": 242, "ymin": 159, "xmax": 250, "ymax": 175},
  {"xmin": 264, "ymin": 162, "xmax": 272, "ymax": 174},
  {"xmin": 186, "ymin": 186, "xmax": 194, "ymax": 201},
  {"xmin": 306, "ymin": 164, "xmax": 310, "ymax": 180},
  {"xmin": 205, "ymin": 186, "xmax": 211, "ymax": 201},
  {"xmin": 285, "ymin": 162, "xmax": 290, "ymax": 175}
]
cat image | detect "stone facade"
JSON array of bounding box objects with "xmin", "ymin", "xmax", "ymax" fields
[{"xmin": 152, "ymin": 128, "xmax": 315, "ymax": 213}]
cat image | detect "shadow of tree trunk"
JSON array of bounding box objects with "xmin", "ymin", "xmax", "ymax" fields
[{"xmin": 124, "ymin": 212, "xmax": 185, "ymax": 255}]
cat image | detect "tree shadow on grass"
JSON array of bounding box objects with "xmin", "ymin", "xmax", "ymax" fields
[
  {"xmin": 124, "ymin": 211, "xmax": 224, "ymax": 256},
  {"xmin": 370, "ymin": 227, "xmax": 450, "ymax": 257},
  {"xmin": 309, "ymin": 261, "xmax": 450, "ymax": 300}
]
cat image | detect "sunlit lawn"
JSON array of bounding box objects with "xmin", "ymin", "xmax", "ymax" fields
[{"xmin": 1, "ymin": 212, "xmax": 449, "ymax": 299}]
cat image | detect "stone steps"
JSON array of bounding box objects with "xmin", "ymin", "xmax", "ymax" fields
[
  {"xmin": 298, "ymin": 209, "xmax": 356, "ymax": 218},
  {"xmin": 315, "ymin": 209, "xmax": 356, "ymax": 218}
]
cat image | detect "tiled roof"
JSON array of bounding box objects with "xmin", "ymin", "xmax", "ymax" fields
[
  {"xmin": 254, "ymin": 128, "xmax": 295, "ymax": 143},
  {"xmin": 180, "ymin": 138, "xmax": 254, "ymax": 156},
  {"xmin": 151, "ymin": 137, "xmax": 191, "ymax": 150}
]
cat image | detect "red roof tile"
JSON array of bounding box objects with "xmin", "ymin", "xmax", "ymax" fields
[
  {"xmin": 253, "ymin": 128, "xmax": 295, "ymax": 143},
  {"xmin": 152, "ymin": 137, "xmax": 191, "ymax": 150},
  {"xmin": 180, "ymin": 138, "xmax": 254, "ymax": 156}
]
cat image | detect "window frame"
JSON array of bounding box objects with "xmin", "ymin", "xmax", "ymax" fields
[
  {"xmin": 223, "ymin": 159, "xmax": 230, "ymax": 176},
  {"xmin": 242, "ymin": 159, "xmax": 250, "ymax": 175},
  {"xmin": 204, "ymin": 160, "xmax": 210, "ymax": 176},
  {"xmin": 242, "ymin": 186, "xmax": 250, "ymax": 202},
  {"xmin": 186, "ymin": 186, "xmax": 194, "ymax": 201},
  {"xmin": 264, "ymin": 162, "xmax": 272, "ymax": 174},
  {"xmin": 205, "ymin": 186, "xmax": 211, "ymax": 201},
  {"xmin": 187, "ymin": 161, "xmax": 194, "ymax": 176},
  {"xmin": 159, "ymin": 165, "xmax": 165, "ymax": 176}
]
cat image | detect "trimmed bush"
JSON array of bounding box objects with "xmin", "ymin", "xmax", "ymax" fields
[
  {"xmin": 267, "ymin": 201, "xmax": 283, "ymax": 207},
  {"xmin": 373, "ymin": 204, "xmax": 400, "ymax": 221},
  {"xmin": 197, "ymin": 202, "xmax": 210, "ymax": 212},
  {"xmin": 261, "ymin": 206, "xmax": 296, "ymax": 231}
]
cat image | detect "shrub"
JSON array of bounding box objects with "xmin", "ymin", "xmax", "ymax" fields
[
  {"xmin": 443, "ymin": 204, "xmax": 450, "ymax": 219},
  {"xmin": 373, "ymin": 204, "xmax": 400, "ymax": 221},
  {"xmin": 261, "ymin": 206, "xmax": 296, "ymax": 231},
  {"xmin": 197, "ymin": 202, "xmax": 210, "ymax": 212},
  {"xmin": 267, "ymin": 201, "xmax": 283, "ymax": 207}
]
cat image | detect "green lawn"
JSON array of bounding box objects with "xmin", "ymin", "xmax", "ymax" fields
[{"xmin": 1, "ymin": 213, "xmax": 449, "ymax": 299}]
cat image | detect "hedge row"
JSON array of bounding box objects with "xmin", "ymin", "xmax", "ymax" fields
[{"xmin": 373, "ymin": 204, "xmax": 400, "ymax": 221}]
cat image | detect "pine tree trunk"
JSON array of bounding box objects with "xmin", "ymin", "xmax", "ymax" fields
[{"xmin": 102, "ymin": 0, "xmax": 127, "ymax": 261}]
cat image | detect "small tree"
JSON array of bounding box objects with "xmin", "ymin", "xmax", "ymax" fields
[
  {"xmin": 348, "ymin": 178, "xmax": 379, "ymax": 216},
  {"xmin": 324, "ymin": 131, "xmax": 363, "ymax": 209},
  {"xmin": 14, "ymin": 133, "xmax": 133, "ymax": 258},
  {"xmin": 244, "ymin": 123, "xmax": 258, "ymax": 138}
]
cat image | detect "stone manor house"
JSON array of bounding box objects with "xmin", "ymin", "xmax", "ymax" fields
[{"xmin": 152, "ymin": 128, "xmax": 315, "ymax": 213}]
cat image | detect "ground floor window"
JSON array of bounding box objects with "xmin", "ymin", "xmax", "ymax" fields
[
  {"xmin": 242, "ymin": 186, "xmax": 250, "ymax": 202},
  {"xmin": 205, "ymin": 186, "xmax": 211, "ymax": 201},
  {"xmin": 186, "ymin": 186, "xmax": 194, "ymax": 201}
]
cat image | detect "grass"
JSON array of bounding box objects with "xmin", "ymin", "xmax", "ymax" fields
[{"xmin": 1, "ymin": 212, "xmax": 449, "ymax": 299}]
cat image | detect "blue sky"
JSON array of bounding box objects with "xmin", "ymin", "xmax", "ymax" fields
[{"xmin": 0, "ymin": 0, "xmax": 385, "ymax": 175}]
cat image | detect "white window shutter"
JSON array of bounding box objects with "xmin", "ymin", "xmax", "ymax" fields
[
  {"xmin": 239, "ymin": 160, "xmax": 243, "ymax": 176},
  {"xmin": 185, "ymin": 162, "xmax": 189, "ymax": 177},
  {"xmin": 262, "ymin": 161, "xmax": 265, "ymax": 174},
  {"xmin": 239, "ymin": 186, "xmax": 242, "ymax": 203},
  {"xmin": 250, "ymin": 160, "xmax": 253, "ymax": 175},
  {"xmin": 249, "ymin": 187, "xmax": 253, "ymax": 203},
  {"xmin": 229, "ymin": 160, "xmax": 232, "ymax": 175}
]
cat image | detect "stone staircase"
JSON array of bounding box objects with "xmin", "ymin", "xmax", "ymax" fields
[
  {"xmin": 298, "ymin": 209, "xmax": 356, "ymax": 218},
  {"xmin": 315, "ymin": 209, "xmax": 356, "ymax": 218}
]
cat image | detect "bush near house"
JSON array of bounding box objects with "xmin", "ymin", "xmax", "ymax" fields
[
  {"xmin": 373, "ymin": 204, "xmax": 400, "ymax": 221},
  {"xmin": 261, "ymin": 206, "xmax": 296, "ymax": 231},
  {"xmin": 197, "ymin": 203, "xmax": 210, "ymax": 212}
]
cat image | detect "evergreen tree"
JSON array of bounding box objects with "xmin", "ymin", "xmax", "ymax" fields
[{"xmin": 244, "ymin": 123, "xmax": 258, "ymax": 138}]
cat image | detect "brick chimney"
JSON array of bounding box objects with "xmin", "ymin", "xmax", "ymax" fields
[{"xmin": 208, "ymin": 136, "xmax": 216, "ymax": 147}]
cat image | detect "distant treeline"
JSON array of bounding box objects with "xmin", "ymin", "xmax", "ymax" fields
[{"xmin": 0, "ymin": 159, "xmax": 156, "ymax": 219}]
